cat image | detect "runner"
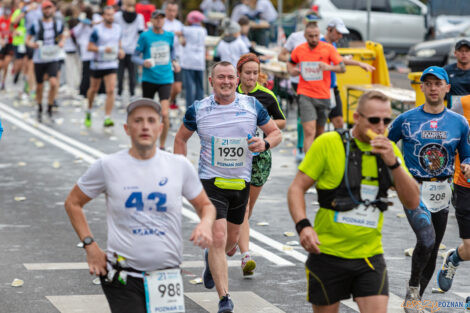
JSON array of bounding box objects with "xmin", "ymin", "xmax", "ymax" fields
[
  {"xmin": 278, "ymin": 11, "xmax": 320, "ymax": 161},
  {"xmin": 23, "ymin": 0, "xmax": 43, "ymax": 100},
  {"xmin": 86, "ymin": 5, "xmax": 124, "ymax": 128},
  {"xmin": 64, "ymin": 98, "xmax": 216, "ymax": 313},
  {"xmin": 25, "ymin": 0, "xmax": 64, "ymax": 121},
  {"xmin": 132, "ymin": 9, "xmax": 179, "ymax": 150},
  {"xmin": 114, "ymin": 0, "xmax": 144, "ymax": 101},
  {"xmin": 287, "ymin": 22, "xmax": 345, "ymax": 153},
  {"xmin": 10, "ymin": 0, "xmax": 29, "ymax": 94},
  {"xmin": 0, "ymin": 4, "xmax": 13, "ymax": 90},
  {"xmin": 388, "ymin": 66, "xmax": 470, "ymax": 311},
  {"xmin": 162, "ymin": 1, "xmax": 182, "ymax": 109},
  {"xmin": 173, "ymin": 61, "xmax": 282, "ymax": 313},
  {"xmin": 320, "ymin": 18, "xmax": 375, "ymax": 130},
  {"xmin": 235, "ymin": 53, "xmax": 286, "ymax": 276},
  {"xmin": 288, "ymin": 90, "xmax": 419, "ymax": 313},
  {"xmin": 444, "ymin": 39, "xmax": 470, "ymax": 108}
]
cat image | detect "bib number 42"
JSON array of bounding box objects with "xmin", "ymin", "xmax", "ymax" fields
[{"xmin": 125, "ymin": 192, "xmax": 167, "ymax": 212}]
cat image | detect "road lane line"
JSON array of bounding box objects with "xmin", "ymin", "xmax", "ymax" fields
[
  {"xmin": 1, "ymin": 104, "xmax": 297, "ymax": 266},
  {"xmin": 47, "ymin": 295, "xmax": 111, "ymax": 313}
]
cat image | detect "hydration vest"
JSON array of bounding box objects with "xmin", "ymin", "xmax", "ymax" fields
[
  {"xmin": 37, "ymin": 19, "xmax": 60, "ymax": 44},
  {"xmin": 317, "ymin": 129, "xmax": 393, "ymax": 212}
]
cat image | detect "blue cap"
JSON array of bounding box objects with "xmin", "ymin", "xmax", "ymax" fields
[{"xmin": 420, "ymin": 66, "xmax": 449, "ymax": 84}]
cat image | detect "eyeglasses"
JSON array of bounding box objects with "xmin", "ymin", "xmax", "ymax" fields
[{"xmin": 358, "ymin": 112, "xmax": 392, "ymax": 125}]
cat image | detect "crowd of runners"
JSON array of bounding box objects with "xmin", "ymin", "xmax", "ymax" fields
[{"xmin": 1, "ymin": 0, "xmax": 470, "ymax": 313}]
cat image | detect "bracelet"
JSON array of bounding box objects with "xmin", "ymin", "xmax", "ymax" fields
[{"xmin": 295, "ymin": 218, "xmax": 312, "ymax": 235}]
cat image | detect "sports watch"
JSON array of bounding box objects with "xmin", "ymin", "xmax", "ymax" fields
[
  {"xmin": 388, "ymin": 157, "xmax": 401, "ymax": 170},
  {"xmin": 82, "ymin": 236, "xmax": 94, "ymax": 248},
  {"xmin": 264, "ymin": 140, "xmax": 270, "ymax": 151}
]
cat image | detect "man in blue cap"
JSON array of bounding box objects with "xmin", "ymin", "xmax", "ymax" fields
[{"xmin": 388, "ymin": 66, "xmax": 470, "ymax": 313}]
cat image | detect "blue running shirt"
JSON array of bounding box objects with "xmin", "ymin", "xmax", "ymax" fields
[
  {"xmin": 388, "ymin": 106, "xmax": 470, "ymax": 179},
  {"xmin": 183, "ymin": 94, "xmax": 270, "ymax": 182},
  {"xmin": 135, "ymin": 30, "xmax": 174, "ymax": 85}
]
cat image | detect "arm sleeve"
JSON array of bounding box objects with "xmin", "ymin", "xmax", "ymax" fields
[
  {"xmin": 457, "ymin": 119, "xmax": 470, "ymax": 165},
  {"xmin": 255, "ymin": 99, "xmax": 270, "ymax": 126},
  {"xmin": 77, "ymin": 159, "xmax": 106, "ymax": 199},
  {"xmin": 183, "ymin": 104, "xmax": 198, "ymax": 131},
  {"xmin": 89, "ymin": 28, "xmax": 98, "ymax": 44},
  {"xmin": 387, "ymin": 115, "xmax": 403, "ymax": 143},
  {"xmin": 181, "ymin": 157, "xmax": 203, "ymax": 200}
]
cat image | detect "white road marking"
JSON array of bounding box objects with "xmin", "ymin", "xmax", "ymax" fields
[
  {"xmin": 342, "ymin": 292, "xmax": 430, "ymax": 313},
  {"xmin": 0, "ymin": 104, "xmax": 297, "ymax": 266},
  {"xmin": 185, "ymin": 291, "xmax": 285, "ymax": 313},
  {"xmin": 24, "ymin": 260, "xmax": 242, "ymax": 270},
  {"xmin": 46, "ymin": 295, "xmax": 110, "ymax": 313}
]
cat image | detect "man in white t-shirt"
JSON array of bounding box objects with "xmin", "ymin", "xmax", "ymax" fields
[
  {"xmin": 65, "ymin": 98, "xmax": 215, "ymax": 313},
  {"xmin": 163, "ymin": 1, "xmax": 183, "ymax": 109},
  {"xmin": 114, "ymin": 0, "xmax": 144, "ymax": 100}
]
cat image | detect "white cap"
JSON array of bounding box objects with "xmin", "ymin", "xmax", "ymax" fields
[{"xmin": 327, "ymin": 18, "xmax": 349, "ymax": 34}]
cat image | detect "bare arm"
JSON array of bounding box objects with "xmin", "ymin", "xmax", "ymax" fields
[
  {"xmin": 319, "ymin": 61, "xmax": 346, "ymax": 73},
  {"xmin": 174, "ymin": 124, "xmax": 195, "ymax": 156},
  {"xmin": 88, "ymin": 41, "xmax": 99, "ymax": 53},
  {"xmin": 287, "ymin": 171, "xmax": 321, "ymax": 254},
  {"xmin": 274, "ymin": 119, "xmax": 286, "ymax": 130},
  {"xmin": 277, "ymin": 47, "xmax": 290, "ymax": 62},
  {"xmin": 247, "ymin": 119, "xmax": 282, "ymax": 152},
  {"xmin": 64, "ymin": 185, "xmax": 107, "ymax": 276},
  {"xmin": 287, "ymin": 61, "xmax": 300, "ymax": 77},
  {"xmin": 344, "ymin": 58, "xmax": 375, "ymax": 72},
  {"xmin": 187, "ymin": 190, "xmax": 216, "ymax": 249},
  {"xmin": 26, "ymin": 34, "xmax": 38, "ymax": 49}
]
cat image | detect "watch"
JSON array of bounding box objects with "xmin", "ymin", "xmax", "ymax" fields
[
  {"xmin": 82, "ymin": 236, "xmax": 94, "ymax": 248},
  {"xmin": 263, "ymin": 139, "xmax": 270, "ymax": 151},
  {"xmin": 388, "ymin": 157, "xmax": 401, "ymax": 170}
]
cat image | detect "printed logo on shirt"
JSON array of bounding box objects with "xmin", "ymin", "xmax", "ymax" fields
[
  {"xmin": 421, "ymin": 131, "xmax": 447, "ymax": 139},
  {"xmin": 159, "ymin": 177, "xmax": 168, "ymax": 186},
  {"xmin": 236, "ymin": 111, "xmax": 247, "ymax": 116},
  {"xmin": 418, "ymin": 143, "xmax": 449, "ymax": 175},
  {"xmin": 430, "ymin": 120, "xmax": 438, "ymax": 128}
]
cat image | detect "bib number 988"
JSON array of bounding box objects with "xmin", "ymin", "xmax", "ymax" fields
[{"xmin": 158, "ymin": 283, "xmax": 181, "ymax": 298}]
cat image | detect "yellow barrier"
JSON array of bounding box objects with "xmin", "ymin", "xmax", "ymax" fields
[{"xmin": 408, "ymin": 72, "xmax": 424, "ymax": 107}]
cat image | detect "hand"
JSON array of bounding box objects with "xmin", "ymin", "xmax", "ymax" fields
[
  {"xmin": 247, "ymin": 136, "xmax": 265, "ymax": 152},
  {"xmin": 290, "ymin": 65, "xmax": 301, "ymax": 77},
  {"xmin": 359, "ymin": 62, "xmax": 375, "ymax": 72},
  {"xmin": 173, "ymin": 62, "xmax": 181, "ymax": 73},
  {"xmin": 318, "ymin": 62, "xmax": 331, "ymax": 72},
  {"xmin": 104, "ymin": 46, "xmax": 113, "ymax": 53},
  {"xmin": 370, "ymin": 136, "xmax": 396, "ymax": 166},
  {"xmin": 118, "ymin": 49, "xmax": 125, "ymax": 59},
  {"xmin": 143, "ymin": 59, "xmax": 153, "ymax": 68},
  {"xmin": 299, "ymin": 227, "xmax": 321, "ymax": 254},
  {"xmin": 58, "ymin": 41, "xmax": 64, "ymax": 48},
  {"xmin": 462, "ymin": 164, "xmax": 470, "ymax": 180},
  {"xmin": 190, "ymin": 219, "xmax": 212, "ymax": 249},
  {"xmin": 85, "ymin": 243, "xmax": 107, "ymax": 276}
]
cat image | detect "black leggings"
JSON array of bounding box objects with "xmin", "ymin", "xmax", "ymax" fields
[
  {"xmin": 117, "ymin": 54, "xmax": 136, "ymax": 96},
  {"xmin": 405, "ymin": 205, "xmax": 448, "ymax": 296}
]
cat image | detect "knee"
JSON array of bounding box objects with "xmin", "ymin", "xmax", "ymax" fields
[
  {"xmin": 106, "ymin": 88, "xmax": 114, "ymax": 96},
  {"xmin": 212, "ymin": 228, "xmax": 227, "ymax": 248}
]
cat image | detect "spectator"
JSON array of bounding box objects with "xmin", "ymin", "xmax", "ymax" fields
[{"xmin": 214, "ymin": 18, "xmax": 248, "ymax": 67}]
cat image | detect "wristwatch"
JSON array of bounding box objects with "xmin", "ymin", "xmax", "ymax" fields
[
  {"xmin": 82, "ymin": 236, "xmax": 94, "ymax": 248},
  {"xmin": 388, "ymin": 157, "xmax": 401, "ymax": 170},
  {"xmin": 264, "ymin": 139, "xmax": 270, "ymax": 151}
]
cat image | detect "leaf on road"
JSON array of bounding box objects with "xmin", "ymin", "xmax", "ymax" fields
[
  {"xmin": 14, "ymin": 196, "xmax": 26, "ymax": 201},
  {"xmin": 11, "ymin": 279, "xmax": 24, "ymax": 287}
]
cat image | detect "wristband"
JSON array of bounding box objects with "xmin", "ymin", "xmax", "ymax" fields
[{"xmin": 295, "ymin": 218, "xmax": 312, "ymax": 235}]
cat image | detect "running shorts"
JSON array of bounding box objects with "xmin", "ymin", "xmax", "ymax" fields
[
  {"xmin": 201, "ymin": 178, "xmax": 249, "ymax": 225},
  {"xmin": 0, "ymin": 43, "xmax": 13, "ymax": 57},
  {"xmin": 251, "ymin": 149, "xmax": 272, "ymax": 187},
  {"xmin": 173, "ymin": 70, "xmax": 182, "ymax": 83},
  {"xmin": 91, "ymin": 68, "xmax": 117, "ymax": 79},
  {"xmin": 306, "ymin": 253, "xmax": 388, "ymax": 306},
  {"xmin": 100, "ymin": 275, "xmax": 146, "ymax": 313},
  {"xmin": 328, "ymin": 86, "xmax": 343, "ymax": 119},
  {"xmin": 298, "ymin": 94, "xmax": 329, "ymax": 125},
  {"xmin": 34, "ymin": 61, "xmax": 60, "ymax": 83},
  {"xmin": 142, "ymin": 81, "xmax": 171, "ymax": 101},
  {"xmin": 452, "ymin": 184, "xmax": 470, "ymax": 239}
]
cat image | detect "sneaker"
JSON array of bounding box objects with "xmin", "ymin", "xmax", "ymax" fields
[
  {"xmin": 226, "ymin": 244, "xmax": 237, "ymax": 257},
  {"xmin": 170, "ymin": 102, "xmax": 178, "ymax": 110},
  {"xmin": 103, "ymin": 118, "xmax": 114, "ymax": 128},
  {"xmin": 217, "ymin": 294, "xmax": 234, "ymax": 313},
  {"xmin": 437, "ymin": 249, "xmax": 458, "ymax": 292},
  {"xmin": 403, "ymin": 285, "xmax": 424, "ymax": 313},
  {"xmin": 202, "ymin": 249, "xmax": 214, "ymax": 289},
  {"xmin": 84, "ymin": 112, "xmax": 92, "ymax": 128},
  {"xmin": 37, "ymin": 109, "xmax": 42, "ymax": 123},
  {"xmin": 241, "ymin": 254, "xmax": 256, "ymax": 276},
  {"xmin": 47, "ymin": 106, "xmax": 53, "ymax": 119},
  {"xmin": 466, "ymin": 296, "xmax": 470, "ymax": 311}
]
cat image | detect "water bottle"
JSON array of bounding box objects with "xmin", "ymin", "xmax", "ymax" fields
[{"xmin": 247, "ymin": 134, "xmax": 259, "ymax": 156}]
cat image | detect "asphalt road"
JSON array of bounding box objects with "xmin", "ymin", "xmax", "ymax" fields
[{"xmin": 0, "ymin": 71, "xmax": 469, "ymax": 313}]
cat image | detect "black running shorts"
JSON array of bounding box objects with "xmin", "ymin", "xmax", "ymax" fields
[
  {"xmin": 306, "ymin": 253, "xmax": 388, "ymax": 306},
  {"xmin": 453, "ymin": 184, "xmax": 470, "ymax": 239},
  {"xmin": 34, "ymin": 61, "xmax": 60, "ymax": 84}
]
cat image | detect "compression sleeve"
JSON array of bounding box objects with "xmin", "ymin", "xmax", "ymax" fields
[{"xmin": 131, "ymin": 49, "xmax": 144, "ymax": 66}]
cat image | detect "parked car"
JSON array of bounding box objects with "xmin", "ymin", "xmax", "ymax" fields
[
  {"xmin": 313, "ymin": 0, "xmax": 427, "ymax": 53},
  {"xmin": 407, "ymin": 26, "xmax": 470, "ymax": 72},
  {"xmin": 426, "ymin": 0, "xmax": 470, "ymax": 39}
]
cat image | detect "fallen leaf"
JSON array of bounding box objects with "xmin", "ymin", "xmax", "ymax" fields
[
  {"xmin": 52, "ymin": 161, "xmax": 61, "ymax": 169},
  {"xmin": 283, "ymin": 232, "xmax": 295, "ymax": 237},
  {"xmin": 14, "ymin": 196, "xmax": 26, "ymax": 201},
  {"xmin": 17, "ymin": 162, "xmax": 27, "ymax": 167},
  {"xmin": 35, "ymin": 141, "xmax": 45, "ymax": 148},
  {"xmin": 282, "ymin": 245, "xmax": 293, "ymax": 251},
  {"xmin": 189, "ymin": 277, "xmax": 203, "ymax": 285},
  {"xmin": 439, "ymin": 243, "xmax": 446, "ymax": 250},
  {"xmin": 396, "ymin": 213, "xmax": 406, "ymax": 218},
  {"xmin": 256, "ymin": 222, "xmax": 269, "ymax": 226},
  {"xmin": 11, "ymin": 279, "xmax": 24, "ymax": 287},
  {"xmin": 92, "ymin": 277, "xmax": 101, "ymax": 285},
  {"xmin": 286, "ymin": 241, "xmax": 299, "ymax": 246},
  {"xmin": 432, "ymin": 288, "xmax": 444, "ymax": 294},
  {"xmin": 109, "ymin": 136, "xmax": 117, "ymax": 141},
  {"xmin": 404, "ymin": 248, "xmax": 414, "ymax": 256}
]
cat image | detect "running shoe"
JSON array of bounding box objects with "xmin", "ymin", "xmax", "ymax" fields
[
  {"xmin": 202, "ymin": 249, "xmax": 214, "ymax": 289},
  {"xmin": 241, "ymin": 254, "xmax": 256, "ymax": 277},
  {"xmin": 47, "ymin": 106, "xmax": 53, "ymax": 119},
  {"xmin": 217, "ymin": 294, "xmax": 234, "ymax": 313},
  {"xmin": 226, "ymin": 244, "xmax": 237, "ymax": 257},
  {"xmin": 403, "ymin": 285, "xmax": 424, "ymax": 313},
  {"xmin": 466, "ymin": 296, "xmax": 470, "ymax": 311},
  {"xmin": 437, "ymin": 249, "xmax": 458, "ymax": 292},
  {"xmin": 84, "ymin": 112, "xmax": 92, "ymax": 128},
  {"xmin": 103, "ymin": 118, "xmax": 114, "ymax": 128},
  {"xmin": 170, "ymin": 102, "xmax": 178, "ymax": 110}
]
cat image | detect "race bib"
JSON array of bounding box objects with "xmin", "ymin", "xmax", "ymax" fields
[
  {"xmin": 100, "ymin": 47, "xmax": 118, "ymax": 61},
  {"xmin": 150, "ymin": 44, "xmax": 170, "ymax": 65},
  {"xmin": 17, "ymin": 44, "xmax": 26, "ymax": 54},
  {"xmin": 39, "ymin": 45, "xmax": 61, "ymax": 61},
  {"xmin": 301, "ymin": 62, "xmax": 323, "ymax": 81},
  {"xmin": 144, "ymin": 268, "xmax": 185, "ymax": 313},
  {"xmin": 421, "ymin": 180, "xmax": 452, "ymax": 213},
  {"xmin": 211, "ymin": 136, "xmax": 248, "ymax": 168},
  {"xmin": 335, "ymin": 184, "xmax": 380, "ymax": 228},
  {"xmin": 451, "ymin": 95, "xmax": 463, "ymax": 109}
]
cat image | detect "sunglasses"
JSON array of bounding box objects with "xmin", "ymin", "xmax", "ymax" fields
[{"xmin": 359, "ymin": 112, "xmax": 392, "ymax": 125}]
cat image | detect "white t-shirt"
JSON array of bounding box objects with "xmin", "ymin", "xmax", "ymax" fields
[
  {"xmin": 77, "ymin": 150, "xmax": 203, "ymax": 272},
  {"xmin": 114, "ymin": 11, "xmax": 145, "ymax": 54},
  {"xmin": 180, "ymin": 25, "xmax": 207, "ymax": 71},
  {"xmin": 89, "ymin": 22, "xmax": 122, "ymax": 70},
  {"xmin": 231, "ymin": 3, "xmax": 249, "ymax": 22},
  {"xmin": 284, "ymin": 30, "xmax": 305, "ymax": 84},
  {"xmin": 72, "ymin": 22, "xmax": 94, "ymax": 61},
  {"xmin": 256, "ymin": 0, "xmax": 278, "ymax": 23},
  {"xmin": 200, "ymin": 0, "xmax": 226, "ymax": 25},
  {"xmin": 29, "ymin": 19, "xmax": 64, "ymax": 64},
  {"xmin": 216, "ymin": 36, "xmax": 249, "ymax": 67},
  {"xmin": 163, "ymin": 18, "xmax": 183, "ymax": 60}
]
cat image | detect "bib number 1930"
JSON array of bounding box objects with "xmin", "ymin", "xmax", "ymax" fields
[{"xmin": 144, "ymin": 268, "xmax": 185, "ymax": 313}]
